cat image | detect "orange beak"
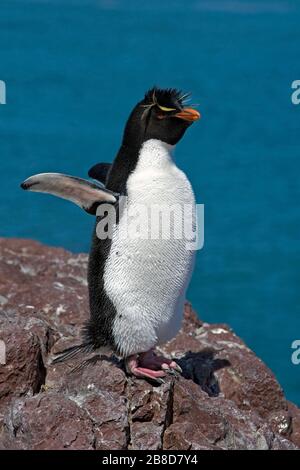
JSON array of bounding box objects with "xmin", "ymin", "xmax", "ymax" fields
[{"xmin": 175, "ymin": 107, "xmax": 201, "ymax": 122}]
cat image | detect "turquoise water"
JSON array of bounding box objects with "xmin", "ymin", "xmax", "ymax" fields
[{"xmin": 0, "ymin": 0, "xmax": 299, "ymax": 404}]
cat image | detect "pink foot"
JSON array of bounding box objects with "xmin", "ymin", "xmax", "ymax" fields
[
  {"xmin": 139, "ymin": 349, "xmax": 182, "ymax": 373},
  {"xmin": 125, "ymin": 349, "xmax": 182, "ymax": 383}
]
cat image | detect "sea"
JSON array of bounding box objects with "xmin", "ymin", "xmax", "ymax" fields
[{"xmin": 0, "ymin": 0, "xmax": 299, "ymax": 404}]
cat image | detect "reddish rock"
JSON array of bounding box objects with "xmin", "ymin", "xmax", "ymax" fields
[
  {"xmin": 164, "ymin": 379, "xmax": 289, "ymax": 450},
  {"xmin": 0, "ymin": 237, "xmax": 299, "ymax": 450},
  {"xmin": 129, "ymin": 380, "xmax": 172, "ymax": 450},
  {"xmin": 0, "ymin": 313, "xmax": 49, "ymax": 422},
  {"xmin": 288, "ymin": 402, "xmax": 300, "ymax": 448},
  {"xmin": 0, "ymin": 393, "xmax": 95, "ymax": 450},
  {"xmin": 0, "ymin": 238, "xmax": 89, "ymax": 337}
]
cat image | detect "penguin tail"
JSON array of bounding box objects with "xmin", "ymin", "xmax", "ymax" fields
[{"xmin": 52, "ymin": 342, "xmax": 94, "ymax": 365}]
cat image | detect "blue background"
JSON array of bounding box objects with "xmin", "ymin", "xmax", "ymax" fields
[{"xmin": 0, "ymin": 0, "xmax": 299, "ymax": 404}]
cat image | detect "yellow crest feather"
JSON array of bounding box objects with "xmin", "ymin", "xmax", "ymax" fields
[{"xmin": 157, "ymin": 104, "xmax": 176, "ymax": 112}]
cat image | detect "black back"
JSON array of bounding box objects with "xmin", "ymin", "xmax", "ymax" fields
[{"xmin": 88, "ymin": 163, "xmax": 112, "ymax": 185}]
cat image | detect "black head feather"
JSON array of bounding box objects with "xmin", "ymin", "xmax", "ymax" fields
[
  {"xmin": 115, "ymin": 85, "xmax": 197, "ymax": 164},
  {"xmin": 143, "ymin": 87, "xmax": 186, "ymax": 111},
  {"xmin": 105, "ymin": 86, "xmax": 197, "ymax": 192}
]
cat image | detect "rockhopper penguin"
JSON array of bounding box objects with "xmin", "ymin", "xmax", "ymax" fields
[{"xmin": 21, "ymin": 87, "xmax": 200, "ymax": 383}]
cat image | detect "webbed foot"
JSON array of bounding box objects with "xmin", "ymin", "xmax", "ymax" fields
[{"xmin": 125, "ymin": 349, "xmax": 181, "ymax": 384}]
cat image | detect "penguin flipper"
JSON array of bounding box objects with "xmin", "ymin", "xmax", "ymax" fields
[
  {"xmin": 88, "ymin": 163, "xmax": 112, "ymax": 184},
  {"xmin": 21, "ymin": 172, "xmax": 117, "ymax": 215}
]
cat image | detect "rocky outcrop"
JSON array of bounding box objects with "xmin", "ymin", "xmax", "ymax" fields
[{"xmin": 0, "ymin": 237, "xmax": 299, "ymax": 450}]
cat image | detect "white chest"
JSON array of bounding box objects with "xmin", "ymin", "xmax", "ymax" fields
[{"xmin": 104, "ymin": 139, "xmax": 196, "ymax": 356}]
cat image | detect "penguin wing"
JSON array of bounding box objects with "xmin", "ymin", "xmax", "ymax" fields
[
  {"xmin": 88, "ymin": 163, "xmax": 112, "ymax": 184},
  {"xmin": 21, "ymin": 173, "xmax": 117, "ymax": 215}
]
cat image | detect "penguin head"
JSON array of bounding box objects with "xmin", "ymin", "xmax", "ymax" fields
[{"xmin": 123, "ymin": 87, "xmax": 200, "ymax": 147}]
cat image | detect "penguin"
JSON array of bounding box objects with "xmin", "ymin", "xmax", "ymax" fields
[{"xmin": 21, "ymin": 87, "xmax": 200, "ymax": 383}]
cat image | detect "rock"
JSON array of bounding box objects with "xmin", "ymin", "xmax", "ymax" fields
[
  {"xmin": 288, "ymin": 402, "xmax": 300, "ymax": 448},
  {"xmin": 0, "ymin": 394, "xmax": 95, "ymax": 450},
  {"xmin": 0, "ymin": 312, "xmax": 54, "ymax": 423},
  {"xmin": 0, "ymin": 237, "xmax": 299, "ymax": 450}
]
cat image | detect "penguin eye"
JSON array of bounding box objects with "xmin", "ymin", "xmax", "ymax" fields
[
  {"xmin": 157, "ymin": 104, "xmax": 176, "ymax": 112},
  {"xmin": 155, "ymin": 103, "xmax": 178, "ymax": 119}
]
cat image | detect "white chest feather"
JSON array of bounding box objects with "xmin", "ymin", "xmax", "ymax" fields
[{"xmin": 103, "ymin": 139, "xmax": 196, "ymax": 356}]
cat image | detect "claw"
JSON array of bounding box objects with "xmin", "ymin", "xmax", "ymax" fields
[
  {"xmin": 173, "ymin": 362, "xmax": 182, "ymax": 373},
  {"xmin": 125, "ymin": 351, "xmax": 182, "ymax": 385},
  {"xmin": 165, "ymin": 368, "xmax": 178, "ymax": 377},
  {"xmin": 156, "ymin": 377, "xmax": 165, "ymax": 384},
  {"xmin": 161, "ymin": 359, "xmax": 182, "ymax": 375}
]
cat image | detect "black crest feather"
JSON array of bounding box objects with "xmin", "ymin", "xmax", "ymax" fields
[{"xmin": 143, "ymin": 87, "xmax": 187, "ymax": 111}]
